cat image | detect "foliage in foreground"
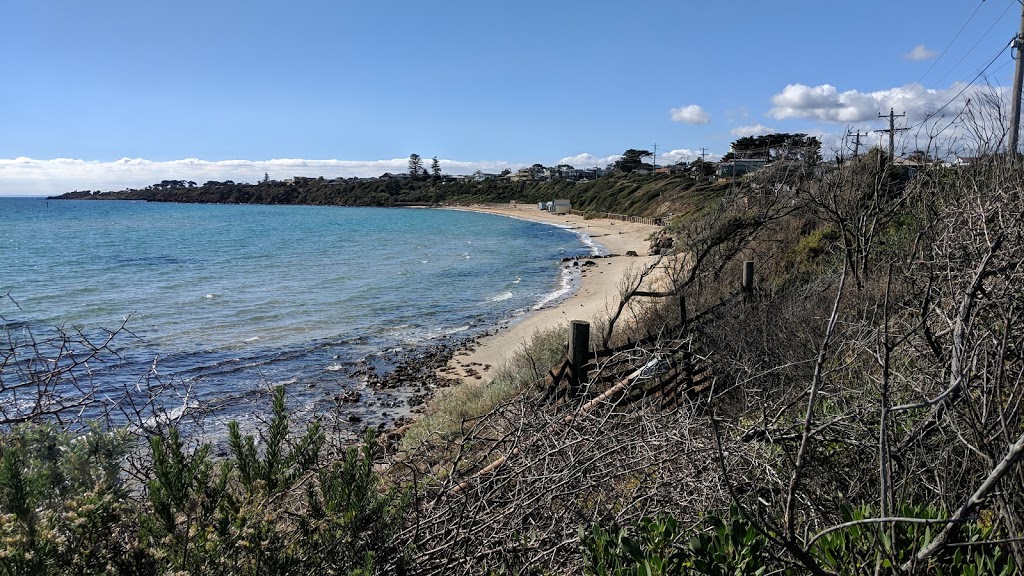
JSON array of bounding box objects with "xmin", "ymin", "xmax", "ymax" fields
[
  {"xmin": 581, "ymin": 506, "xmax": 1015, "ymax": 576},
  {"xmin": 0, "ymin": 386, "xmax": 408, "ymax": 576}
]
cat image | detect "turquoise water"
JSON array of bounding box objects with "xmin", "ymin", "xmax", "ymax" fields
[{"xmin": 0, "ymin": 198, "xmax": 597, "ymax": 431}]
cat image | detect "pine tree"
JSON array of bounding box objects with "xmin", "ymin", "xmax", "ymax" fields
[
  {"xmin": 431, "ymin": 156, "xmax": 441, "ymax": 181},
  {"xmin": 408, "ymin": 154, "xmax": 423, "ymax": 179}
]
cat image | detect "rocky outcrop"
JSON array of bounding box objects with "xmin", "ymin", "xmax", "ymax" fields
[{"xmin": 648, "ymin": 231, "xmax": 675, "ymax": 255}]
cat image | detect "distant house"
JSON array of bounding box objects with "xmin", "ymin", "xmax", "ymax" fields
[
  {"xmin": 893, "ymin": 157, "xmax": 928, "ymax": 168},
  {"xmin": 655, "ymin": 165, "xmax": 687, "ymax": 175},
  {"xmin": 550, "ymin": 198, "xmax": 571, "ymax": 214},
  {"xmin": 717, "ymin": 158, "xmax": 769, "ymax": 178},
  {"xmin": 511, "ymin": 168, "xmax": 534, "ymax": 182}
]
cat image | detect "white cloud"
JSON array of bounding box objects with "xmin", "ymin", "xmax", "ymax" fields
[
  {"xmin": 560, "ymin": 150, "xmax": 712, "ymax": 168},
  {"xmin": 905, "ymin": 44, "xmax": 938, "ymax": 61},
  {"xmin": 556, "ymin": 153, "xmax": 621, "ymax": 168},
  {"xmin": 768, "ymin": 82, "xmax": 992, "ymax": 124},
  {"xmin": 670, "ymin": 104, "xmax": 710, "ymax": 125},
  {"xmin": 0, "ymin": 157, "xmax": 519, "ymax": 196},
  {"xmin": 730, "ymin": 124, "xmax": 776, "ymax": 137},
  {"xmin": 658, "ymin": 149, "xmax": 700, "ymax": 165}
]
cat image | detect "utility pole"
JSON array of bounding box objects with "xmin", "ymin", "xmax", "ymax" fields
[
  {"xmin": 877, "ymin": 108, "xmax": 908, "ymax": 159},
  {"xmin": 853, "ymin": 130, "xmax": 864, "ymax": 158},
  {"xmin": 1008, "ymin": 2, "xmax": 1024, "ymax": 153},
  {"xmin": 651, "ymin": 143, "xmax": 659, "ymax": 170},
  {"xmin": 699, "ymin": 146, "xmax": 708, "ymax": 163}
]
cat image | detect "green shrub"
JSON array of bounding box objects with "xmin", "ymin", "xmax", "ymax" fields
[
  {"xmin": 581, "ymin": 505, "xmax": 1017, "ymax": 576},
  {"xmin": 0, "ymin": 423, "xmax": 146, "ymax": 575},
  {"xmin": 811, "ymin": 504, "xmax": 1016, "ymax": 576},
  {"xmin": 581, "ymin": 509, "xmax": 773, "ymax": 576},
  {"xmin": 580, "ymin": 516, "xmax": 688, "ymax": 576},
  {"xmin": 794, "ymin": 225, "xmax": 840, "ymax": 266},
  {"xmin": 299, "ymin": 431, "xmax": 410, "ymax": 575},
  {"xmin": 1, "ymin": 387, "xmax": 410, "ymax": 575}
]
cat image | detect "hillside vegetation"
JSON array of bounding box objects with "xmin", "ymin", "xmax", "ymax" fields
[{"xmin": 52, "ymin": 171, "xmax": 729, "ymax": 220}]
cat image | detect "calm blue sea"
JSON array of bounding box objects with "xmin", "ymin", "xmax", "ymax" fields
[{"xmin": 0, "ymin": 198, "xmax": 597, "ymax": 433}]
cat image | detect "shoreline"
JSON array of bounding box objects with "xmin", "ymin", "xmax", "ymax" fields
[{"xmin": 436, "ymin": 204, "xmax": 663, "ymax": 385}]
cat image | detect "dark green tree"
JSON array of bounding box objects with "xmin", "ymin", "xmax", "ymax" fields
[
  {"xmin": 614, "ymin": 149, "xmax": 653, "ymax": 173},
  {"xmin": 431, "ymin": 156, "xmax": 441, "ymax": 181},
  {"xmin": 408, "ymin": 153, "xmax": 423, "ymax": 179},
  {"xmin": 729, "ymin": 133, "xmax": 821, "ymax": 163}
]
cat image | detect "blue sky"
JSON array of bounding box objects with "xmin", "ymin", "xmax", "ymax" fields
[{"xmin": 2, "ymin": 0, "xmax": 1021, "ymax": 195}]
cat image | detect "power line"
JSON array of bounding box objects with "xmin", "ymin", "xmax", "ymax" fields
[
  {"xmin": 899, "ymin": 0, "xmax": 1016, "ymax": 112},
  {"xmin": 892, "ymin": 0, "xmax": 987, "ymax": 110},
  {"xmin": 906, "ymin": 39, "xmax": 1012, "ymax": 133},
  {"xmin": 930, "ymin": 0, "xmax": 1016, "ymax": 88}
]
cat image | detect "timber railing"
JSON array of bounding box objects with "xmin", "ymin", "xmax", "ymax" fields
[
  {"xmin": 444, "ymin": 260, "xmax": 757, "ymax": 494},
  {"xmin": 567, "ymin": 209, "xmax": 664, "ymax": 226}
]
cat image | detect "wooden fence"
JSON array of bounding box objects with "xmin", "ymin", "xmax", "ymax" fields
[
  {"xmin": 445, "ymin": 261, "xmax": 756, "ymax": 492},
  {"xmin": 567, "ymin": 209, "xmax": 664, "ymax": 226},
  {"xmin": 540, "ymin": 319, "xmax": 711, "ymax": 413},
  {"xmin": 541, "ymin": 260, "xmax": 756, "ymax": 409}
]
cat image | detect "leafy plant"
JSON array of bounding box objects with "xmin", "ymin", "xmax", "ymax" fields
[
  {"xmin": 0, "ymin": 423, "xmax": 145, "ymax": 575},
  {"xmin": 300, "ymin": 429, "xmax": 410, "ymax": 575},
  {"xmin": 810, "ymin": 504, "xmax": 1016, "ymax": 576},
  {"xmin": 581, "ymin": 513, "xmax": 760, "ymax": 576}
]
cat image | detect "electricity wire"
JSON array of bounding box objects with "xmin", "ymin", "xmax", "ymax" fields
[
  {"xmin": 897, "ymin": 0, "xmax": 1015, "ymax": 113},
  {"xmin": 930, "ymin": 0, "xmax": 1016, "ymax": 86},
  {"xmin": 905, "ymin": 38, "xmax": 1013, "ymax": 132},
  {"xmin": 891, "ymin": 0, "xmax": 987, "ymax": 110}
]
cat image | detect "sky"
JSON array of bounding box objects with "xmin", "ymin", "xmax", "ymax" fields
[{"xmin": 2, "ymin": 0, "xmax": 1022, "ymax": 196}]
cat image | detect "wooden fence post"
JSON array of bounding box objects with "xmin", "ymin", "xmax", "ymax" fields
[
  {"xmin": 742, "ymin": 261, "xmax": 754, "ymax": 296},
  {"xmin": 568, "ymin": 320, "xmax": 591, "ymax": 394}
]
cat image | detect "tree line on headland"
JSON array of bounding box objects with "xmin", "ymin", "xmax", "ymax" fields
[
  {"xmin": 48, "ymin": 137, "xmax": 820, "ymax": 216},
  {"xmin": 12, "ymin": 119, "xmax": 1024, "ymax": 573}
]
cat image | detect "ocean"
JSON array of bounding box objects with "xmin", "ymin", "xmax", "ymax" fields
[{"xmin": 0, "ymin": 198, "xmax": 599, "ymax": 436}]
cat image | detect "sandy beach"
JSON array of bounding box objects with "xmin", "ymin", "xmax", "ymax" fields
[{"xmin": 439, "ymin": 204, "xmax": 663, "ymax": 384}]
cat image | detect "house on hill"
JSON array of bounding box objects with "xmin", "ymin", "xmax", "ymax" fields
[
  {"xmin": 717, "ymin": 158, "xmax": 769, "ymax": 178},
  {"xmin": 511, "ymin": 168, "xmax": 534, "ymax": 182}
]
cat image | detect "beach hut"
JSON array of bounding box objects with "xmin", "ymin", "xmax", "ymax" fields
[{"xmin": 550, "ymin": 199, "xmax": 571, "ymax": 214}]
